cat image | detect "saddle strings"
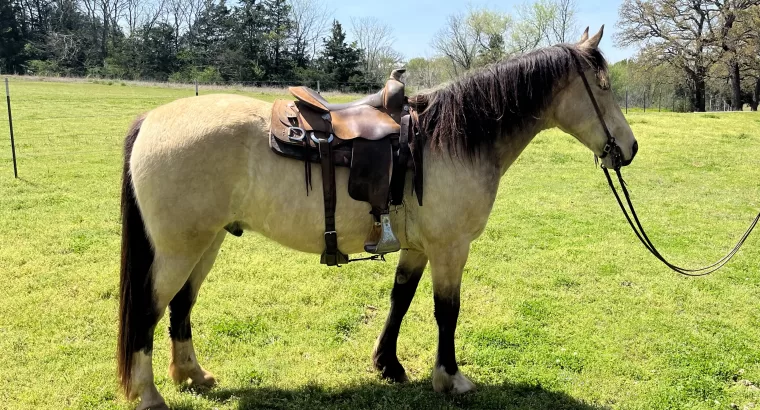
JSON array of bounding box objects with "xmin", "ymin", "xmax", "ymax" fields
[{"xmin": 603, "ymin": 166, "xmax": 760, "ymax": 276}]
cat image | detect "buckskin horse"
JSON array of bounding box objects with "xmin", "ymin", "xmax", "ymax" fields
[{"xmin": 118, "ymin": 26, "xmax": 637, "ymax": 409}]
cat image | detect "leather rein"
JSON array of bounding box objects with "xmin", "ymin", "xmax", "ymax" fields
[{"xmin": 572, "ymin": 53, "xmax": 760, "ymax": 276}]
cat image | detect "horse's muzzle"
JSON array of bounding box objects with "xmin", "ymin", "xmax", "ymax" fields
[{"xmin": 621, "ymin": 140, "xmax": 638, "ymax": 167}]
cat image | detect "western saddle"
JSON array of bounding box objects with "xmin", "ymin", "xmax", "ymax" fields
[{"xmin": 269, "ymin": 69, "xmax": 423, "ymax": 266}]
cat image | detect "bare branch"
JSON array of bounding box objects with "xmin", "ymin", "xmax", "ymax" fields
[
  {"xmin": 350, "ymin": 16, "xmax": 399, "ymax": 81},
  {"xmin": 290, "ymin": 0, "xmax": 333, "ymax": 61}
]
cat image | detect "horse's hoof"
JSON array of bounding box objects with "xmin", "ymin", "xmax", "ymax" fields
[
  {"xmin": 372, "ymin": 350, "xmax": 409, "ymax": 383},
  {"xmin": 189, "ymin": 369, "xmax": 216, "ymax": 388},
  {"xmin": 134, "ymin": 384, "xmax": 167, "ymax": 410},
  {"xmin": 170, "ymin": 363, "xmax": 216, "ymax": 388},
  {"xmin": 169, "ymin": 362, "xmax": 186, "ymax": 384},
  {"xmin": 432, "ymin": 366, "xmax": 476, "ymax": 394},
  {"xmin": 376, "ymin": 360, "xmax": 409, "ymax": 383},
  {"xmin": 136, "ymin": 399, "xmax": 168, "ymax": 410}
]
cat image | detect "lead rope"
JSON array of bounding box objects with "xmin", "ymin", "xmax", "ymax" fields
[
  {"xmin": 571, "ymin": 51, "xmax": 760, "ymax": 276},
  {"xmin": 603, "ymin": 167, "xmax": 760, "ymax": 276}
]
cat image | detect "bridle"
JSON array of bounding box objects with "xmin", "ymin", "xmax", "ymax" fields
[{"xmin": 572, "ymin": 53, "xmax": 760, "ymax": 276}]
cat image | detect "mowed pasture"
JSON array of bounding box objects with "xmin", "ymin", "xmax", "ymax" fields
[{"xmin": 1, "ymin": 79, "xmax": 760, "ymax": 410}]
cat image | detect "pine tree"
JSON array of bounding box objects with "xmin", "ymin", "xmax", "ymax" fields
[
  {"xmin": 229, "ymin": 0, "xmax": 266, "ymax": 81},
  {"xmin": 187, "ymin": 0, "xmax": 233, "ymax": 71},
  {"xmin": 0, "ymin": 0, "xmax": 25, "ymax": 73},
  {"xmin": 320, "ymin": 20, "xmax": 362, "ymax": 88},
  {"xmin": 259, "ymin": 0, "xmax": 294, "ymax": 80}
]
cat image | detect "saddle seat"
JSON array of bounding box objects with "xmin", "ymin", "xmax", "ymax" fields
[
  {"xmin": 289, "ymin": 69, "xmax": 406, "ymax": 123},
  {"xmin": 269, "ymin": 69, "xmax": 422, "ymax": 266},
  {"xmin": 283, "ymin": 103, "xmax": 400, "ymax": 142}
]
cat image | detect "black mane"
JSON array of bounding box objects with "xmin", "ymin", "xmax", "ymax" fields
[{"xmin": 409, "ymin": 44, "xmax": 608, "ymax": 158}]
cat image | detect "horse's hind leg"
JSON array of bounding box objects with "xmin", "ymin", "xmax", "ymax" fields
[
  {"xmin": 429, "ymin": 243, "xmax": 476, "ymax": 394},
  {"xmin": 130, "ymin": 234, "xmax": 219, "ymax": 410},
  {"xmin": 168, "ymin": 231, "xmax": 226, "ymax": 387},
  {"xmin": 373, "ymin": 249, "xmax": 427, "ymax": 382}
]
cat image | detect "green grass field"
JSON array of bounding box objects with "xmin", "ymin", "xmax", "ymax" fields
[{"xmin": 1, "ymin": 78, "xmax": 759, "ymax": 410}]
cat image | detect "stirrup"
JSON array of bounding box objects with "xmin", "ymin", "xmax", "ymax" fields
[{"xmin": 364, "ymin": 213, "xmax": 401, "ymax": 254}]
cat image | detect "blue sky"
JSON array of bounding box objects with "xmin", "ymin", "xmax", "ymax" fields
[{"xmin": 325, "ymin": 0, "xmax": 637, "ymax": 63}]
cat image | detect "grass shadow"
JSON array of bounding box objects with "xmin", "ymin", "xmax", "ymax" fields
[
  {"xmin": 16, "ymin": 177, "xmax": 39, "ymax": 187},
  {"xmin": 200, "ymin": 379, "xmax": 606, "ymax": 410}
]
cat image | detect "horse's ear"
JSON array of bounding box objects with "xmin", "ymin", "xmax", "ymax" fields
[
  {"xmin": 579, "ymin": 27, "xmax": 589, "ymax": 43},
  {"xmin": 584, "ymin": 25, "xmax": 604, "ymax": 49}
]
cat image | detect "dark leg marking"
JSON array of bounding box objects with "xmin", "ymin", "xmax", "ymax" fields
[
  {"xmin": 373, "ymin": 264, "xmax": 424, "ymax": 382},
  {"xmin": 169, "ymin": 281, "xmax": 194, "ymax": 341},
  {"xmin": 434, "ymin": 293, "xmax": 460, "ymax": 376},
  {"xmin": 133, "ymin": 279, "xmax": 159, "ymax": 355}
]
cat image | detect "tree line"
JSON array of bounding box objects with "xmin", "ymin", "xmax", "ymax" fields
[
  {"xmin": 0, "ymin": 0, "xmax": 585, "ymax": 91},
  {"xmin": 413, "ymin": 0, "xmax": 760, "ymax": 111},
  {"xmin": 616, "ymin": 0, "xmax": 760, "ymax": 111},
  {"xmin": 2, "ymin": 0, "xmax": 757, "ymax": 110},
  {"xmin": 405, "ymin": 0, "xmax": 581, "ymax": 90},
  {"xmin": 0, "ymin": 0, "xmax": 403, "ymax": 89}
]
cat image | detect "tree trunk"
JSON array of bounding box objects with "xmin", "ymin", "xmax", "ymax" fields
[
  {"xmin": 751, "ymin": 77, "xmax": 760, "ymax": 111},
  {"xmin": 692, "ymin": 77, "xmax": 706, "ymax": 112},
  {"xmin": 101, "ymin": 1, "xmax": 109, "ymax": 62},
  {"xmin": 730, "ymin": 61, "xmax": 742, "ymax": 111}
]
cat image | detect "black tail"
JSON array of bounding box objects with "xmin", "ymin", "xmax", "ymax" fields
[{"xmin": 118, "ymin": 114, "xmax": 153, "ymax": 396}]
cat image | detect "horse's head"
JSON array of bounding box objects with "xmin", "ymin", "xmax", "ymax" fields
[{"xmin": 551, "ymin": 26, "xmax": 637, "ymax": 168}]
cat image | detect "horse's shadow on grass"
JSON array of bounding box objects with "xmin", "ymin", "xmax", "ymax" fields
[{"xmin": 192, "ymin": 379, "xmax": 606, "ymax": 410}]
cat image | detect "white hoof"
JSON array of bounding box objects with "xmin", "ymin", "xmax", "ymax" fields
[
  {"xmin": 135, "ymin": 384, "xmax": 167, "ymax": 410},
  {"xmin": 169, "ymin": 363, "xmax": 216, "ymax": 388},
  {"xmin": 431, "ymin": 365, "xmax": 476, "ymax": 394},
  {"xmin": 169, "ymin": 340, "xmax": 216, "ymax": 388}
]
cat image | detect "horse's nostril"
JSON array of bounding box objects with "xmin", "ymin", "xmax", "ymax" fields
[{"xmin": 631, "ymin": 140, "xmax": 638, "ymax": 158}]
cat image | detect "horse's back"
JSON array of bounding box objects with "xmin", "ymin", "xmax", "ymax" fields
[{"xmin": 143, "ymin": 93, "xmax": 271, "ymax": 140}]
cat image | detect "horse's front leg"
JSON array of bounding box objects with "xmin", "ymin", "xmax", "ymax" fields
[
  {"xmin": 429, "ymin": 242, "xmax": 476, "ymax": 394},
  {"xmin": 373, "ymin": 249, "xmax": 428, "ymax": 382}
]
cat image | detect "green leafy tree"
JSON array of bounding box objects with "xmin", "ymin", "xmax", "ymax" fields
[
  {"xmin": 186, "ymin": 0, "xmax": 237, "ymax": 78},
  {"xmin": 469, "ymin": 9, "xmax": 510, "ymax": 65},
  {"xmin": 141, "ymin": 23, "xmax": 180, "ymax": 79},
  {"xmin": 0, "ymin": 0, "xmax": 25, "ymax": 73},
  {"xmin": 405, "ymin": 56, "xmax": 454, "ymax": 91},
  {"xmin": 319, "ymin": 20, "xmax": 362, "ymax": 88},
  {"xmin": 230, "ymin": 0, "xmax": 266, "ymax": 81},
  {"xmin": 260, "ymin": 0, "xmax": 294, "ymax": 80}
]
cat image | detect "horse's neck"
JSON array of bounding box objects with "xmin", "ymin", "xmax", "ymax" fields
[
  {"xmin": 422, "ymin": 115, "xmax": 550, "ymax": 194},
  {"xmin": 495, "ymin": 117, "xmax": 550, "ymax": 175}
]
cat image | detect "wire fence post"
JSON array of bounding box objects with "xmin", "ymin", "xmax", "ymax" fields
[
  {"xmin": 643, "ymin": 92, "xmax": 647, "ymax": 113},
  {"xmin": 5, "ymin": 78, "xmax": 18, "ymax": 178},
  {"xmin": 625, "ymin": 86, "xmax": 628, "ymax": 114},
  {"xmin": 195, "ymin": 79, "xmax": 198, "ymax": 96},
  {"xmin": 317, "ymin": 81, "xmax": 320, "ymax": 94},
  {"xmin": 658, "ymin": 90, "xmax": 662, "ymax": 112}
]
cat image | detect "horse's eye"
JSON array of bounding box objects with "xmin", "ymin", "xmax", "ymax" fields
[{"xmin": 598, "ymin": 74, "xmax": 610, "ymax": 91}]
